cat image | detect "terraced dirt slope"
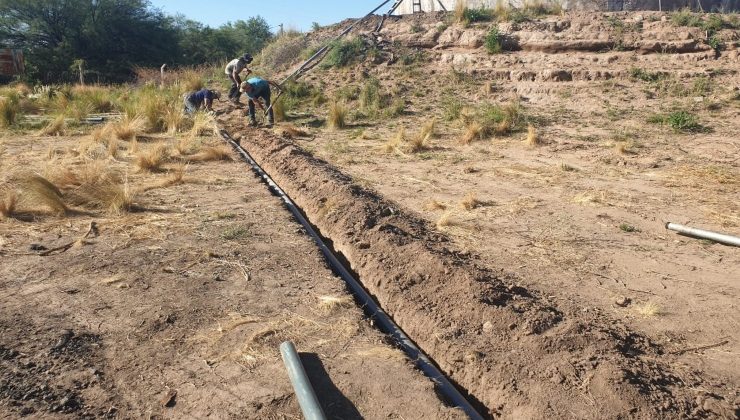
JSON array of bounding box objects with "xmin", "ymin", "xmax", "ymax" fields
[
  {"xmin": 0, "ymin": 134, "xmax": 462, "ymax": 419},
  {"xmin": 226, "ymin": 10, "xmax": 738, "ymax": 419}
]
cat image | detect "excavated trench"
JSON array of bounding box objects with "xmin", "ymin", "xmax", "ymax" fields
[{"xmin": 217, "ymin": 115, "xmax": 729, "ymax": 418}]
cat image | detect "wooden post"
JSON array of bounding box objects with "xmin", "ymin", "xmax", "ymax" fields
[{"xmin": 160, "ymin": 64, "xmax": 167, "ymax": 87}]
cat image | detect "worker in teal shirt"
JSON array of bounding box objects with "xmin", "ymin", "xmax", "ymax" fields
[{"xmin": 240, "ymin": 78, "xmax": 280, "ymax": 127}]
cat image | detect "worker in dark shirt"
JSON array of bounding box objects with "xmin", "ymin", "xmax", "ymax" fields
[
  {"xmin": 239, "ymin": 78, "xmax": 281, "ymax": 127},
  {"xmin": 183, "ymin": 89, "xmax": 220, "ymax": 114}
]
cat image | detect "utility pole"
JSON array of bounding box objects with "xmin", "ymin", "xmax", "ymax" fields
[{"xmin": 279, "ymin": 23, "xmax": 284, "ymax": 36}]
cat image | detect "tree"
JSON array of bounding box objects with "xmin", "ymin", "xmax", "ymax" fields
[{"xmin": 0, "ymin": 0, "xmax": 274, "ymax": 83}]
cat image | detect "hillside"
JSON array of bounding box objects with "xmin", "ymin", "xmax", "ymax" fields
[{"xmin": 220, "ymin": 9, "xmax": 739, "ymax": 418}]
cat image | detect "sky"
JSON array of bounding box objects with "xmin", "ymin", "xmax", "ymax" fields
[{"xmin": 148, "ymin": 0, "xmax": 396, "ymax": 32}]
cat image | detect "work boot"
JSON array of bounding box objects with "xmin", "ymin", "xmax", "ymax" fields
[{"xmin": 266, "ymin": 118, "xmax": 274, "ymax": 128}]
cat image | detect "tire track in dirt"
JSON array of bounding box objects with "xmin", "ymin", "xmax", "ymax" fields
[{"xmin": 219, "ymin": 113, "xmax": 736, "ymax": 419}]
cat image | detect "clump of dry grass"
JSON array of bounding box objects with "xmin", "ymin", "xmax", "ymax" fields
[
  {"xmin": 328, "ymin": 100, "xmax": 347, "ymax": 130},
  {"xmin": 573, "ymin": 191, "xmax": 604, "ymax": 205},
  {"xmin": 318, "ymin": 295, "xmax": 353, "ymax": 314},
  {"xmin": 436, "ymin": 212, "xmax": 457, "ymax": 229},
  {"xmin": 68, "ymin": 179, "xmax": 136, "ymax": 214},
  {"xmin": 385, "ymin": 123, "xmax": 434, "ymax": 154},
  {"xmin": 423, "ymin": 199, "xmax": 447, "ymax": 211},
  {"xmin": 46, "ymin": 161, "xmax": 136, "ymax": 214},
  {"xmin": 136, "ymin": 144, "xmax": 170, "ymax": 172},
  {"xmin": 460, "ymin": 192, "xmax": 482, "ymax": 210},
  {"xmin": 113, "ymin": 114, "xmax": 147, "ymax": 141},
  {"xmin": 0, "ymin": 189, "xmax": 17, "ymax": 220},
  {"xmin": 165, "ymin": 107, "xmax": 188, "ymax": 135},
  {"xmin": 185, "ymin": 145, "xmax": 232, "ymax": 162},
  {"xmin": 523, "ymin": 124, "xmax": 540, "ymax": 147},
  {"xmin": 461, "ymin": 121, "xmax": 483, "ymax": 145},
  {"xmin": 482, "ymin": 81, "xmax": 494, "ymax": 95},
  {"xmin": 38, "ymin": 115, "xmax": 66, "ymax": 136},
  {"xmin": 175, "ymin": 136, "xmax": 200, "ymax": 156},
  {"xmin": 190, "ymin": 112, "xmax": 217, "ymax": 138},
  {"xmin": 0, "ymin": 96, "xmax": 19, "ymax": 128},
  {"xmin": 420, "ymin": 119, "xmax": 437, "ymax": 140},
  {"xmin": 614, "ymin": 140, "xmax": 636, "ymax": 155},
  {"xmin": 107, "ymin": 136, "xmax": 120, "ymax": 158},
  {"xmin": 636, "ymin": 302, "xmax": 662, "ymax": 317},
  {"xmin": 17, "ymin": 174, "xmax": 68, "ymax": 215},
  {"xmin": 383, "ymin": 128, "xmax": 405, "ymax": 153},
  {"xmin": 276, "ymin": 125, "xmax": 309, "ymax": 138},
  {"xmin": 454, "ymin": 0, "xmax": 467, "ymax": 23}
]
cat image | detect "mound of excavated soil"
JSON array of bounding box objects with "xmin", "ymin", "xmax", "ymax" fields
[{"xmin": 219, "ymin": 111, "xmax": 735, "ymax": 418}]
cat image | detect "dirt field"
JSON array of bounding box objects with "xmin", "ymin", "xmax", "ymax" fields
[
  {"xmin": 0, "ymin": 133, "xmax": 463, "ymax": 419},
  {"xmin": 222, "ymin": 10, "xmax": 738, "ymax": 418},
  {"xmin": 2, "ymin": 9, "xmax": 739, "ymax": 420}
]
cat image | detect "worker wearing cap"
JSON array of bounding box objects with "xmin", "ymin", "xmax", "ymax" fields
[
  {"xmin": 183, "ymin": 89, "xmax": 220, "ymax": 114},
  {"xmin": 225, "ymin": 53, "xmax": 253, "ymax": 104},
  {"xmin": 240, "ymin": 78, "xmax": 280, "ymax": 127}
]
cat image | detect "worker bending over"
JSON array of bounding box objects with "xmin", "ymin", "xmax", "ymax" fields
[
  {"xmin": 225, "ymin": 53, "xmax": 253, "ymax": 104},
  {"xmin": 240, "ymin": 78, "xmax": 280, "ymax": 127},
  {"xmin": 183, "ymin": 89, "xmax": 220, "ymax": 114}
]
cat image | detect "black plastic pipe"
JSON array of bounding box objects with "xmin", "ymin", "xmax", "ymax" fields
[{"xmin": 219, "ymin": 129, "xmax": 484, "ymax": 420}]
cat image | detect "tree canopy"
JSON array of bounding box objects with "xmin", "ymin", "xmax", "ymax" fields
[{"xmin": 0, "ymin": 0, "xmax": 274, "ymax": 83}]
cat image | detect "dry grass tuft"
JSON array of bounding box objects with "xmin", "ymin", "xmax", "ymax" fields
[
  {"xmin": 18, "ymin": 174, "xmax": 68, "ymax": 215},
  {"xmin": 420, "ymin": 119, "xmax": 437, "ymax": 140},
  {"xmin": 436, "ymin": 212, "xmax": 456, "ymax": 229},
  {"xmin": 0, "ymin": 96, "xmax": 19, "ymax": 128},
  {"xmin": 318, "ymin": 295, "xmax": 353, "ymax": 314},
  {"xmin": 107, "ymin": 135, "xmax": 120, "ymax": 158},
  {"xmin": 454, "ymin": 0, "xmax": 467, "ymax": 23},
  {"xmin": 636, "ymin": 302, "xmax": 662, "ymax": 317},
  {"xmin": 185, "ymin": 145, "xmax": 232, "ymax": 162},
  {"xmin": 424, "ymin": 199, "xmax": 447, "ymax": 211},
  {"xmin": 69, "ymin": 179, "xmax": 136, "ymax": 214},
  {"xmin": 573, "ymin": 191, "xmax": 604, "ymax": 205},
  {"xmin": 0, "ymin": 189, "xmax": 17, "ymax": 220},
  {"xmin": 356, "ymin": 346, "xmax": 406, "ymax": 361},
  {"xmin": 614, "ymin": 140, "xmax": 636, "ymax": 155},
  {"xmin": 328, "ymin": 100, "xmax": 347, "ymax": 130},
  {"xmin": 278, "ymin": 125, "xmax": 309, "ymax": 138},
  {"xmin": 461, "ymin": 121, "xmax": 483, "ymax": 145},
  {"xmin": 524, "ymin": 124, "xmax": 540, "ymax": 147},
  {"xmin": 47, "ymin": 162, "xmax": 135, "ymax": 214},
  {"xmin": 383, "ymin": 128, "xmax": 405, "ymax": 153},
  {"xmin": 113, "ymin": 114, "xmax": 147, "ymax": 141},
  {"xmin": 460, "ymin": 192, "xmax": 482, "ymax": 210},
  {"xmin": 190, "ymin": 112, "xmax": 217, "ymax": 137},
  {"xmin": 136, "ymin": 144, "xmax": 170, "ymax": 172},
  {"xmin": 165, "ymin": 107, "xmax": 188, "ymax": 135},
  {"xmin": 38, "ymin": 115, "xmax": 66, "ymax": 136}
]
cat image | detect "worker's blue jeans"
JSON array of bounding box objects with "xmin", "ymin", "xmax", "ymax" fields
[{"xmin": 248, "ymin": 93, "xmax": 273, "ymax": 124}]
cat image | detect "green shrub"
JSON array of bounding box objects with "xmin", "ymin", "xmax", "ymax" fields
[
  {"xmin": 648, "ymin": 110, "xmax": 703, "ymax": 132},
  {"xmin": 322, "ymin": 38, "xmax": 365, "ymax": 68},
  {"xmin": 667, "ymin": 111, "xmax": 701, "ymax": 131},
  {"xmin": 630, "ymin": 67, "xmax": 667, "ymax": 83},
  {"xmin": 442, "ymin": 95, "xmax": 464, "ymax": 121},
  {"xmin": 485, "ymin": 27, "xmax": 502, "ymax": 54},
  {"xmin": 464, "ymin": 7, "xmax": 494, "ymax": 23}
]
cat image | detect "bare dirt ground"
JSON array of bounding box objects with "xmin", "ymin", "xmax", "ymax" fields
[
  {"xmin": 218, "ymin": 10, "xmax": 739, "ymax": 419},
  {"xmin": 0, "ymin": 133, "xmax": 463, "ymax": 419}
]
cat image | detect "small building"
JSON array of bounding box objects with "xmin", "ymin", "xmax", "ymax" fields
[
  {"xmin": 392, "ymin": 0, "xmax": 737, "ymax": 12},
  {"xmin": 0, "ymin": 49, "xmax": 25, "ymax": 82}
]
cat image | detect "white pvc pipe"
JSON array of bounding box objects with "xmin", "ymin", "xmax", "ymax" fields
[{"xmin": 665, "ymin": 222, "xmax": 740, "ymax": 247}]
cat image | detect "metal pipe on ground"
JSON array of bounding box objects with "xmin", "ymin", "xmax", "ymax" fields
[
  {"xmin": 280, "ymin": 341, "xmax": 327, "ymax": 420},
  {"xmin": 219, "ymin": 129, "xmax": 485, "ymax": 420},
  {"xmin": 665, "ymin": 222, "xmax": 740, "ymax": 247}
]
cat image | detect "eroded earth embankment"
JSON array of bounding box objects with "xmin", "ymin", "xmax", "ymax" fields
[{"xmin": 219, "ymin": 115, "xmax": 736, "ymax": 419}]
